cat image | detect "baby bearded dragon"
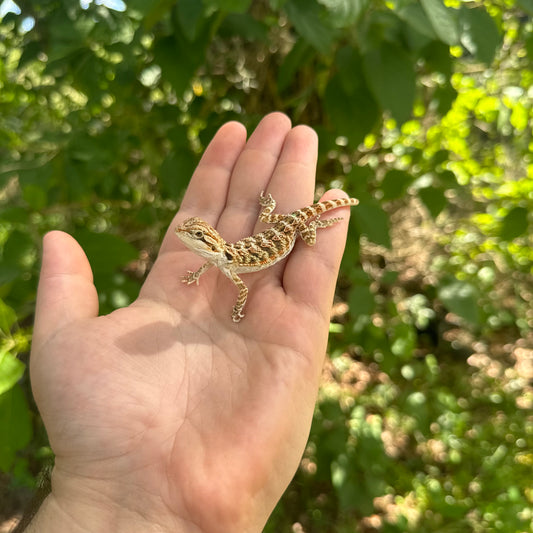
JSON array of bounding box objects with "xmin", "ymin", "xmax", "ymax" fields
[{"xmin": 175, "ymin": 192, "xmax": 359, "ymax": 322}]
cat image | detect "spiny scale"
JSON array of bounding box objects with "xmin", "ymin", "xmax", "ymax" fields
[{"xmin": 175, "ymin": 192, "xmax": 359, "ymax": 322}]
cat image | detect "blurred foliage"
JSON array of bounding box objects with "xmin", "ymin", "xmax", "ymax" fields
[{"xmin": 1, "ymin": 0, "xmax": 532, "ymax": 530}]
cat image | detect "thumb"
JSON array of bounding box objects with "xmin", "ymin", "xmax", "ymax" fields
[{"xmin": 32, "ymin": 231, "xmax": 98, "ymax": 348}]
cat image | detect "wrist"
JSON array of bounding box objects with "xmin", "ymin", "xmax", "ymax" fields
[
  {"xmin": 24, "ymin": 461, "xmax": 270, "ymax": 533},
  {"xmin": 26, "ymin": 494, "xmax": 182, "ymax": 533},
  {"xmin": 25, "ymin": 474, "xmax": 199, "ymax": 533}
]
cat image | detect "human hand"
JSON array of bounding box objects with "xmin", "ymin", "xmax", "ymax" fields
[{"xmin": 29, "ymin": 113, "xmax": 352, "ymax": 533}]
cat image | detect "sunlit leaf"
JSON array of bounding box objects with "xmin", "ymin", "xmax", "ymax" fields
[
  {"xmin": 0, "ymin": 350, "xmax": 25, "ymax": 396},
  {"xmin": 510, "ymin": 102, "xmax": 529, "ymax": 131},
  {"xmin": 0, "ymin": 300, "xmax": 16, "ymax": 337}
]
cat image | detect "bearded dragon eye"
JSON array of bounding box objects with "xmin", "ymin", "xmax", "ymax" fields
[{"xmin": 193, "ymin": 230, "xmax": 204, "ymax": 239}]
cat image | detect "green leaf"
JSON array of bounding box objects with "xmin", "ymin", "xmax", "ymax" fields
[
  {"xmin": 0, "ymin": 299, "xmax": 17, "ymax": 336},
  {"xmin": 437, "ymin": 169, "xmax": 459, "ymax": 189},
  {"xmin": 206, "ymin": 0, "xmax": 253, "ymax": 12},
  {"xmin": 317, "ymin": 0, "xmax": 370, "ymax": 28},
  {"xmin": 47, "ymin": 12, "xmax": 95, "ymax": 62},
  {"xmin": 438, "ymin": 279, "xmax": 480, "ymax": 325},
  {"xmin": 0, "ymin": 350, "xmax": 25, "ymax": 396},
  {"xmin": 500, "ymin": 206, "xmax": 529, "ymax": 241},
  {"xmin": 420, "ymin": 0, "xmax": 459, "ymax": 46},
  {"xmin": 362, "ymin": 42, "xmax": 416, "ymax": 124},
  {"xmin": 159, "ymin": 150, "xmax": 197, "ymax": 199},
  {"xmin": 0, "ymin": 207, "xmax": 29, "ymax": 224},
  {"xmin": 335, "ymin": 45, "xmax": 363, "ymax": 94},
  {"xmin": 2, "ymin": 230, "xmax": 36, "ymax": 270},
  {"xmin": 278, "ymin": 39, "xmax": 314, "ymax": 92},
  {"xmin": 398, "ymin": 3, "xmax": 437, "ymax": 40},
  {"xmin": 359, "ymin": 10, "xmax": 403, "ymax": 51},
  {"xmin": 332, "ymin": 457, "xmax": 354, "ymax": 508},
  {"xmin": 352, "ymin": 201, "xmax": 391, "ymax": 248},
  {"xmin": 0, "ymin": 265, "xmax": 19, "ymax": 286},
  {"xmin": 154, "ymin": 36, "xmax": 194, "ymax": 96},
  {"xmin": 325, "ymin": 47, "xmax": 379, "ymax": 144},
  {"xmin": 348, "ymin": 285, "xmax": 375, "ymax": 316},
  {"xmin": 516, "ymin": 0, "xmax": 533, "ymax": 15},
  {"xmin": 381, "ymin": 169, "xmax": 413, "ymax": 201},
  {"xmin": 391, "ymin": 322, "xmax": 416, "ymax": 360},
  {"xmin": 285, "ymin": 0, "xmax": 336, "ymax": 54},
  {"xmin": 17, "ymin": 40, "xmax": 42, "ymax": 69},
  {"xmin": 154, "ymin": 10, "xmax": 213, "ymax": 94},
  {"xmin": 128, "ymin": 0, "xmax": 176, "ymax": 28},
  {"xmin": 431, "ymin": 81, "xmax": 458, "ymax": 115},
  {"xmin": 22, "ymin": 184, "xmax": 47, "ymax": 210},
  {"xmin": 460, "ymin": 6, "xmax": 501, "ymax": 65},
  {"xmin": 418, "ymin": 186, "xmax": 447, "ymax": 218},
  {"xmin": 421, "ymin": 40, "xmax": 453, "ymax": 78},
  {"xmin": 325, "ymin": 75, "xmax": 379, "ymax": 145},
  {"xmin": 177, "ymin": 0, "xmax": 205, "ymax": 41},
  {"xmin": 219, "ymin": 13, "xmax": 268, "ymax": 41},
  {"xmin": 72, "ymin": 231, "xmax": 138, "ymax": 275},
  {"xmin": 0, "ymin": 385, "xmax": 32, "ymax": 471},
  {"xmin": 17, "ymin": 166, "xmax": 53, "ymax": 207}
]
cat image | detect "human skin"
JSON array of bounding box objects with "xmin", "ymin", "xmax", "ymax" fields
[{"xmin": 28, "ymin": 112, "xmax": 352, "ymax": 533}]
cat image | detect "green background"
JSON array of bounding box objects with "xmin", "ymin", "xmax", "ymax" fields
[{"xmin": 1, "ymin": 0, "xmax": 532, "ymax": 531}]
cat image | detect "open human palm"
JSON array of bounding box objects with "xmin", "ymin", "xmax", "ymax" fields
[{"xmin": 29, "ymin": 113, "xmax": 352, "ymax": 533}]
